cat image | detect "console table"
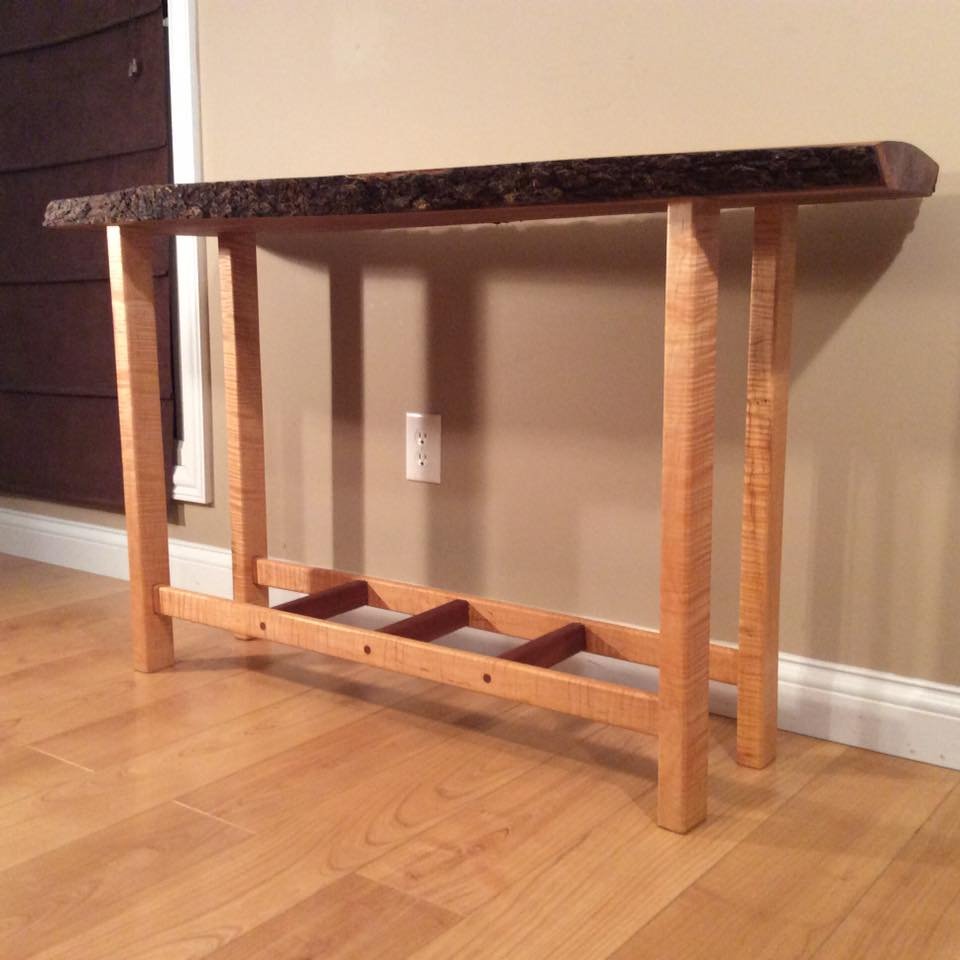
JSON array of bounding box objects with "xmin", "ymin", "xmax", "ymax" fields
[{"xmin": 45, "ymin": 142, "xmax": 938, "ymax": 832}]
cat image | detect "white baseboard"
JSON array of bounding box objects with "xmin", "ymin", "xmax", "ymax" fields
[
  {"xmin": 0, "ymin": 507, "xmax": 234, "ymax": 597},
  {"xmin": 1, "ymin": 505, "xmax": 957, "ymax": 771}
]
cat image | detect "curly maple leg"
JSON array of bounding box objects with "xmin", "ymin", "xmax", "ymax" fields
[
  {"xmin": 107, "ymin": 226, "xmax": 174, "ymax": 672},
  {"xmin": 219, "ymin": 234, "xmax": 269, "ymax": 629},
  {"xmin": 657, "ymin": 201, "xmax": 719, "ymax": 833},
  {"xmin": 736, "ymin": 205, "xmax": 797, "ymax": 768}
]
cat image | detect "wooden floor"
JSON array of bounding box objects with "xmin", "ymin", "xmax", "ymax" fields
[{"xmin": 1, "ymin": 554, "xmax": 958, "ymax": 959}]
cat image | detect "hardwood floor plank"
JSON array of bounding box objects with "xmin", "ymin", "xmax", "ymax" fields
[
  {"xmin": 24, "ymin": 719, "xmax": 546, "ymax": 960},
  {"xmin": 31, "ymin": 668, "xmax": 330, "ymax": 769},
  {"xmin": 810, "ymin": 782, "xmax": 960, "ymax": 960},
  {"xmin": 0, "ymin": 646, "xmax": 137, "ymax": 734},
  {"xmin": 464, "ymin": 700, "xmax": 659, "ymax": 799},
  {"xmin": 354, "ymin": 701, "xmax": 661, "ymax": 915},
  {"xmin": 177, "ymin": 685, "xmax": 521, "ymax": 832},
  {"xmin": 0, "ymin": 632, "xmax": 294, "ymax": 746},
  {"xmin": 0, "ymin": 560, "xmax": 126, "ymax": 621},
  {"xmin": 2, "ymin": 649, "xmax": 238, "ymax": 747},
  {"xmin": 403, "ymin": 732, "xmax": 846, "ymax": 960},
  {"xmin": 0, "ymin": 591, "xmax": 129, "ymax": 676},
  {"xmin": 79, "ymin": 655, "xmax": 431, "ymax": 775},
  {"xmin": 0, "ymin": 745, "xmax": 87, "ymax": 806},
  {"xmin": 0, "ymin": 688, "xmax": 386, "ymax": 871},
  {"xmin": 0, "ymin": 801, "xmax": 248, "ymax": 960},
  {"xmin": 0, "ymin": 553, "xmax": 36, "ymax": 572},
  {"xmin": 203, "ymin": 873, "xmax": 459, "ymax": 960},
  {"xmin": 1, "ymin": 556, "xmax": 957, "ymax": 960},
  {"xmin": 606, "ymin": 750, "xmax": 957, "ymax": 960},
  {"xmin": 359, "ymin": 737, "xmax": 655, "ymax": 916},
  {"xmin": 0, "ymin": 617, "xmax": 249, "ymax": 727}
]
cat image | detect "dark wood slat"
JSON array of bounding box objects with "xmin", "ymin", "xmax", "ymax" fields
[
  {"xmin": 0, "ymin": 11, "xmax": 168, "ymax": 173},
  {"xmin": 499, "ymin": 623, "xmax": 586, "ymax": 668},
  {"xmin": 274, "ymin": 581, "xmax": 369, "ymax": 620},
  {"xmin": 380, "ymin": 600, "xmax": 470, "ymax": 642}
]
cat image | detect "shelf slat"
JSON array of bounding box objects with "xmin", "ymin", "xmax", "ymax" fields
[
  {"xmin": 500, "ymin": 623, "xmax": 586, "ymax": 668},
  {"xmin": 380, "ymin": 599, "xmax": 470, "ymax": 642},
  {"xmin": 274, "ymin": 580, "xmax": 369, "ymax": 619}
]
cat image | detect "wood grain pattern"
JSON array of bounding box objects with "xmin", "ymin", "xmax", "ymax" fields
[
  {"xmin": 106, "ymin": 225, "xmax": 173, "ymax": 672},
  {"xmin": 2, "ymin": 557, "xmax": 958, "ymax": 960},
  {"xmin": 608, "ymin": 750, "xmax": 957, "ymax": 960},
  {"xmin": 0, "ymin": 746, "xmax": 87, "ymax": 806},
  {"xmin": 37, "ymin": 716, "xmax": 542, "ymax": 960},
  {"xmin": 155, "ymin": 586, "xmax": 660, "ymax": 734},
  {"xmin": 219, "ymin": 234, "xmax": 269, "ymax": 621},
  {"xmin": 736, "ymin": 204, "xmax": 798, "ymax": 768},
  {"xmin": 0, "ymin": 561, "xmax": 126, "ymax": 628},
  {"xmin": 255, "ymin": 558, "xmax": 738, "ymax": 684},
  {"xmin": 0, "ymin": 677, "xmax": 375, "ymax": 872},
  {"xmin": 360, "ymin": 757, "xmax": 638, "ymax": 916},
  {"xmin": 657, "ymin": 200, "xmax": 719, "ymax": 833},
  {"xmin": 202, "ymin": 873, "xmax": 459, "ymax": 960},
  {"xmin": 0, "ymin": 610, "xmax": 295, "ymax": 748},
  {"xmin": 173, "ymin": 684, "xmax": 530, "ymax": 838},
  {"xmin": 0, "ymin": 802, "xmax": 247, "ymax": 960},
  {"xmin": 810, "ymin": 781, "xmax": 960, "ymax": 960},
  {"xmin": 30, "ymin": 669, "xmax": 314, "ymax": 771},
  {"xmin": 402, "ymin": 729, "xmax": 845, "ymax": 960},
  {"xmin": 174, "ymin": 688, "xmax": 516, "ymax": 835}
]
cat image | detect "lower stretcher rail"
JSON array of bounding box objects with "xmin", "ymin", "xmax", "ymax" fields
[{"xmin": 155, "ymin": 584, "xmax": 660, "ymax": 734}]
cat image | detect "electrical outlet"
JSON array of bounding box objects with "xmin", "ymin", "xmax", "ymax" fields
[{"xmin": 405, "ymin": 413, "xmax": 441, "ymax": 483}]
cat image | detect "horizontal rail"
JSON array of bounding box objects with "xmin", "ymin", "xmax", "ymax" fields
[
  {"xmin": 156, "ymin": 586, "xmax": 659, "ymax": 734},
  {"xmin": 255, "ymin": 557, "xmax": 739, "ymax": 685}
]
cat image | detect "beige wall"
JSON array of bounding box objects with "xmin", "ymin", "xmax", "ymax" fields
[{"xmin": 6, "ymin": 0, "xmax": 959, "ymax": 684}]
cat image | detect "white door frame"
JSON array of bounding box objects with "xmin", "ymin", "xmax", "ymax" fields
[{"xmin": 166, "ymin": 0, "xmax": 212, "ymax": 503}]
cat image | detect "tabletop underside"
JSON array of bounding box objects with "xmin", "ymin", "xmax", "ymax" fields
[{"xmin": 43, "ymin": 141, "xmax": 937, "ymax": 236}]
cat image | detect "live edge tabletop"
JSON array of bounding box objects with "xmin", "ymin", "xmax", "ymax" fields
[
  {"xmin": 44, "ymin": 141, "xmax": 936, "ymax": 233},
  {"xmin": 44, "ymin": 142, "xmax": 937, "ymax": 834}
]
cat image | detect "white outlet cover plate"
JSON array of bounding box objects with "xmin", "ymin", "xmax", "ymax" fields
[{"xmin": 405, "ymin": 412, "xmax": 441, "ymax": 484}]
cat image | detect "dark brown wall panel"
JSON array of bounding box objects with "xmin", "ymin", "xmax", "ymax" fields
[
  {"xmin": 0, "ymin": 4, "xmax": 174, "ymax": 510},
  {"xmin": 0, "ymin": 148, "xmax": 170, "ymax": 283},
  {"xmin": 0, "ymin": 11, "xmax": 167, "ymax": 171},
  {"xmin": 0, "ymin": 393, "xmax": 174, "ymax": 510},
  {"xmin": 0, "ymin": 1, "xmax": 161, "ymax": 56},
  {"xmin": 0, "ymin": 278, "xmax": 172, "ymax": 398}
]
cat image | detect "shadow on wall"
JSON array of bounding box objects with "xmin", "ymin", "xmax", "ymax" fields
[
  {"xmin": 257, "ymin": 195, "xmax": 957, "ymax": 682},
  {"xmin": 261, "ymin": 214, "xmax": 671, "ymax": 618},
  {"xmin": 786, "ymin": 196, "xmax": 960, "ymax": 681}
]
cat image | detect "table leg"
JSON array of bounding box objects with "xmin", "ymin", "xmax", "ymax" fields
[
  {"xmin": 219, "ymin": 234, "xmax": 269, "ymax": 620},
  {"xmin": 107, "ymin": 226, "xmax": 174, "ymax": 672},
  {"xmin": 736, "ymin": 204, "xmax": 797, "ymax": 768},
  {"xmin": 658, "ymin": 201, "xmax": 719, "ymax": 833}
]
